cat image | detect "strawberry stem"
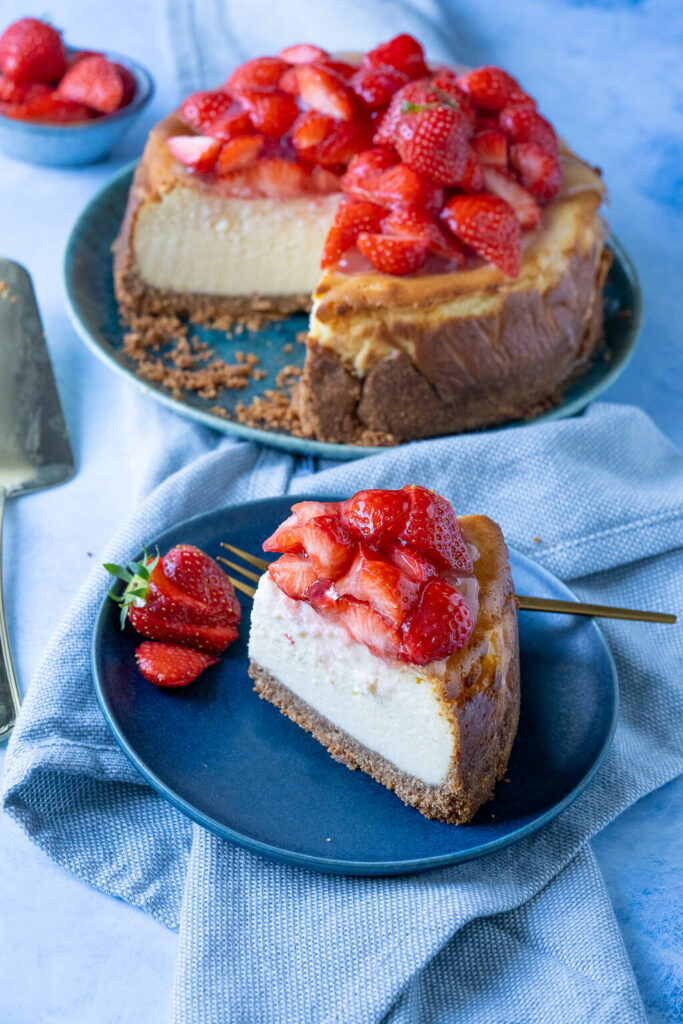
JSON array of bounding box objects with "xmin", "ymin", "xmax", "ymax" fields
[{"xmin": 104, "ymin": 545, "xmax": 160, "ymax": 629}]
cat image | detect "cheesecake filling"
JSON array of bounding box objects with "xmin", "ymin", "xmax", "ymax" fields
[{"xmin": 249, "ymin": 575, "xmax": 458, "ymax": 786}]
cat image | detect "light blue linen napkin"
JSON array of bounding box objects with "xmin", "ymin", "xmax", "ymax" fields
[{"xmin": 3, "ymin": 402, "xmax": 683, "ymax": 1023}]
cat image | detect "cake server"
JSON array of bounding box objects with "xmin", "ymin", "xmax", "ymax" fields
[{"xmin": 0, "ymin": 258, "xmax": 74, "ymax": 741}]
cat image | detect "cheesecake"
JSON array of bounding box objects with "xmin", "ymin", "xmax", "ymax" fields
[
  {"xmin": 114, "ymin": 35, "xmax": 609, "ymax": 443},
  {"xmin": 247, "ymin": 486, "xmax": 520, "ymax": 823}
]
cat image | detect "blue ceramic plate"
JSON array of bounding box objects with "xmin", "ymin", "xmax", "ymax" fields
[
  {"xmin": 65, "ymin": 163, "xmax": 642, "ymax": 461},
  {"xmin": 92, "ymin": 495, "xmax": 618, "ymax": 876}
]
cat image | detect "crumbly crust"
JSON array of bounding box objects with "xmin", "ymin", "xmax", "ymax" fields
[{"xmin": 249, "ymin": 514, "xmax": 521, "ymax": 824}]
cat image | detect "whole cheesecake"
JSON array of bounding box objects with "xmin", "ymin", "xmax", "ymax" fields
[
  {"xmin": 248, "ymin": 487, "xmax": 520, "ymax": 824},
  {"xmin": 114, "ymin": 35, "xmax": 609, "ymax": 443}
]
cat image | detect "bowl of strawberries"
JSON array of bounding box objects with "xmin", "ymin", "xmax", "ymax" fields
[{"xmin": 0, "ymin": 16, "xmax": 154, "ymax": 165}]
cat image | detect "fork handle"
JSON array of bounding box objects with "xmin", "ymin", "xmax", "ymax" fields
[{"xmin": 0, "ymin": 490, "xmax": 21, "ymax": 741}]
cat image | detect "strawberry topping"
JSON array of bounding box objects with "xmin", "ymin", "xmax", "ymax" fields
[
  {"xmin": 264, "ymin": 486, "xmax": 476, "ymax": 665},
  {"xmin": 135, "ymin": 641, "xmax": 218, "ymax": 688}
]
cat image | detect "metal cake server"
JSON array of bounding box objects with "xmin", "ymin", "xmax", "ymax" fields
[{"xmin": 0, "ymin": 259, "xmax": 74, "ymax": 740}]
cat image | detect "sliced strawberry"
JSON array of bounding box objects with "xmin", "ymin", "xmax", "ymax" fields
[
  {"xmin": 499, "ymin": 104, "xmax": 558, "ymax": 156},
  {"xmin": 357, "ymin": 232, "xmax": 427, "ymax": 275},
  {"xmin": 394, "ymin": 485, "xmax": 474, "ymax": 573},
  {"xmin": 245, "ymin": 157, "xmax": 309, "ymax": 198},
  {"xmin": 321, "ymin": 198, "xmax": 385, "ymax": 267},
  {"xmin": 297, "ymin": 63, "xmax": 355, "ymax": 120},
  {"xmin": 441, "ymin": 192, "xmax": 521, "ymax": 276},
  {"xmin": 129, "ymin": 607, "xmax": 238, "ymax": 654},
  {"xmin": 215, "ymin": 134, "xmax": 264, "ymax": 173},
  {"xmin": 239, "ymin": 88, "xmax": 299, "ymax": 137},
  {"xmin": 400, "ymin": 580, "xmax": 473, "ymax": 665},
  {"xmin": 350, "ymin": 66, "xmax": 410, "ymax": 109},
  {"xmin": 206, "ymin": 106, "xmax": 254, "ymax": 141},
  {"xmin": 268, "ymin": 553, "xmax": 318, "ymax": 600},
  {"xmin": 357, "ymin": 163, "xmax": 433, "ymax": 209},
  {"xmin": 278, "ymin": 43, "xmax": 329, "ymax": 64},
  {"xmin": 473, "ymin": 129, "xmax": 508, "ymax": 168},
  {"xmin": 291, "ymin": 110, "xmax": 335, "ymax": 149},
  {"xmin": 0, "ymin": 17, "xmax": 65, "ymax": 84},
  {"xmin": 363, "ymin": 34, "xmax": 428, "ymax": 79},
  {"xmin": 278, "ymin": 66, "xmax": 300, "ymax": 95},
  {"xmin": 180, "ymin": 89, "xmax": 233, "ymax": 133},
  {"xmin": 314, "ymin": 118, "xmax": 374, "ymax": 165},
  {"xmin": 299, "ymin": 516, "xmax": 355, "ymax": 577},
  {"xmin": 166, "ymin": 135, "xmax": 222, "ymax": 173},
  {"xmin": 482, "ymin": 166, "xmax": 541, "ymax": 230},
  {"xmin": 394, "ymin": 103, "xmax": 471, "ymax": 186},
  {"xmin": 457, "ymin": 66, "xmax": 520, "ymax": 111},
  {"xmin": 452, "ymin": 146, "xmax": 484, "ymax": 191},
  {"xmin": 340, "ymin": 147, "xmax": 398, "ymax": 191},
  {"xmin": 57, "ymin": 55, "xmax": 125, "ymax": 114},
  {"xmin": 310, "ymin": 166, "xmax": 343, "ymax": 193},
  {"xmin": 381, "ymin": 206, "xmax": 466, "ymax": 264},
  {"xmin": 263, "ymin": 501, "xmax": 341, "ymax": 553},
  {"xmin": 336, "ymin": 598, "xmax": 402, "ymax": 660},
  {"xmin": 341, "ymin": 488, "xmax": 409, "ymax": 539},
  {"xmin": 225, "ymin": 56, "xmax": 288, "ymax": 95},
  {"xmin": 136, "ymin": 641, "xmax": 218, "ymax": 687},
  {"xmin": 155, "ymin": 545, "xmax": 242, "ymax": 626},
  {"xmin": 387, "ymin": 546, "xmax": 438, "ymax": 585},
  {"xmin": 509, "ymin": 142, "xmax": 563, "ymax": 202},
  {"xmin": 336, "ymin": 550, "xmax": 419, "ymax": 628}
]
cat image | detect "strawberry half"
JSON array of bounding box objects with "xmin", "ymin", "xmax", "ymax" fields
[
  {"xmin": 393, "ymin": 485, "xmax": 474, "ymax": 574},
  {"xmin": 215, "ymin": 135, "xmax": 264, "ymax": 173},
  {"xmin": 263, "ymin": 501, "xmax": 341, "ymax": 553},
  {"xmin": 399, "ymin": 580, "xmax": 473, "ymax": 665},
  {"xmin": 298, "ymin": 516, "xmax": 355, "ymax": 577},
  {"xmin": 238, "ymin": 88, "xmax": 299, "ymax": 137},
  {"xmin": 340, "ymin": 147, "xmax": 398, "ymax": 191},
  {"xmin": 268, "ymin": 553, "xmax": 318, "ymax": 600},
  {"xmin": 363, "ymin": 34, "xmax": 428, "ymax": 79},
  {"xmin": 381, "ymin": 206, "xmax": 466, "ymax": 264},
  {"xmin": 321, "ymin": 198, "xmax": 385, "ymax": 268},
  {"xmin": 225, "ymin": 56, "xmax": 288, "ymax": 95},
  {"xmin": 166, "ymin": 135, "xmax": 222, "ymax": 173},
  {"xmin": 350, "ymin": 66, "xmax": 410, "ymax": 109},
  {"xmin": 356, "ymin": 233, "xmax": 428, "ymax": 275},
  {"xmin": 57, "ymin": 55, "xmax": 125, "ymax": 114},
  {"xmin": 206, "ymin": 107, "xmax": 254, "ymax": 142},
  {"xmin": 336, "ymin": 598, "xmax": 402, "ymax": 661},
  {"xmin": 473, "ymin": 129, "xmax": 508, "ymax": 169},
  {"xmin": 296, "ymin": 63, "xmax": 355, "ymax": 120},
  {"xmin": 180, "ymin": 89, "xmax": 233, "ymax": 133},
  {"xmin": 457, "ymin": 66, "xmax": 520, "ymax": 111},
  {"xmin": 356, "ymin": 163, "xmax": 434, "ymax": 210},
  {"xmin": 342, "ymin": 488, "xmax": 409, "ymax": 539},
  {"xmin": 442, "ymin": 193, "xmax": 521, "ymax": 277},
  {"xmin": 291, "ymin": 110, "xmax": 335, "ymax": 150},
  {"xmin": 509, "ymin": 142, "xmax": 563, "ymax": 202},
  {"xmin": 135, "ymin": 641, "xmax": 218, "ymax": 688},
  {"xmin": 336, "ymin": 549, "xmax": 420, "ymax": 628},
  {"xmin": 482, "ymin": 166, "xmax": 541, "ymax": 230},
  {"xmin": 278, "ymin": 43, "xmax": 329, "ymax": 64},
  {"xmin": 499, "ymin": 104, "xmax": 558, "ymax": 156}
]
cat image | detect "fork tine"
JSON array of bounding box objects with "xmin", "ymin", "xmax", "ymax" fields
[
  {"xmin": 220, "ymin": 543, "xmax": 270, "ymax": 572},
  {"xmin": 217, "ymin": 556, "xmax": 261, "ymax": 584},
  {"xmin": 226, "ymin": 575, "xmax": 255, "ymax": 599}
]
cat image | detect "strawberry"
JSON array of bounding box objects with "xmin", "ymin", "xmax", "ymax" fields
[
  {"xmin": 356, "ymin": 233, "xmax": 428, "ymax": 275},
  {"xmin": 350, "ymin": 66, "xmax": 410, "ymax": 109},
  {"xmin": 441, "ymin": 193, "xmax": 521, "ymax": 276},
  {"xmin": 394, "ymin": 485, "xmax": 474, "ymax": 573},
  {"xmin": 336, "ymin": 550, "xmax": 419, "ymax": 628},
  {"xmin": 482, "ymin": 166, "xmax": 541, "ymax": 229},
  {"xmin": 452, "ymin": 146, "xmax": 484, "ymax": 191},
  {"xmin": 457, "ymin": 66, "xmax": 520, "ymax": 111},
  {"xmin": 278, "ymin": 43, "xmax": 329, "ymax": 64},
  {"xmin": 314, "ymin": 118, "xmax": 374, "ymax": 165},
  {"xmin": 268, "ymin": 553, "xmax": 318, "ymax": 600},
  {"xmin": 499, "ymin": 104, "xmax": 558, "ymax": 155},
  {"xmin": 0, "ymin": 18, "xmax": 66, "ymax": 84},
  {"xmin": 356, "ymin": 163, "xmax": 433, "ymax": 209},
  {"xmin": 473, "ymin": 129, "xmax": 507, "ymax": 168},
  {"xmin": 387, "ymin": 546, "xmax": 438, "ymax": 585},
  {"xmin": 0, "ymin": 75, "xmax": 40, "ymax": 103},
  {"xmin": 317, "ymin": 58, "xmax": 360, "ymax": 82},
  {"xmin": 336, "ymin": 598, "xmax": 401, "ymax": 660},
  {"xmin": 509, "ymin": 142, "xmax": 563, "ymax": 201},
  {"xmin": 278, "ymin": 66, "xmax": 300, "ymax": 96},
  {"xmin": 225, "ymin": 56, "xmax": 288, "ymax": 95},
  {"xmin": 372, "ymin": 80, "xmax": 441, "ymax": 147},
  {"xmin": 135, "ymin": 641, "xmax": 218, "ymax": 687},
  {"xmin": 57, "ymin": 55, "xmax": 125, "ymax": 114},
  {"xmin": 400, "ymin": 580, "xmax": 473, "ymax": 664},
  {"xmin": 206, "ymin": 106, "xmax": 254, "ymax": 141},
  {"xmin": 430, "ymin": 72, "xmax": 477, "ymax": 127},
  {"xmin": 291, "ymin": 110, "xmax": 335, "ymax": 150},
  {"xmin": 0, "ymin": 83, "xmax": 90, "ymax": 123},
  {"xmin": 237, "ymin": 158, "xmax": 309, "ymax": 198},
  {"xmin": 263, "ymin": 501, "xmax": 341, "ymax": 553},
  {"xmin": 238, "ymin": 88, "xmax": 299, "ymax": 137},
  {"xmin": 113, "ymin": 63, "xmax": 137, "ymax": 107},
  {"xmin": 298, "ymin": 516, "xmax": 355, "ymax": 576},
  {"xmin": 321, "ymin": 198, "xmax": 385, "ymax": 268},
  {"xmin": 180, "ymin": 89, "xmax": 233, "ymax": 133},
  {"xmin": 216, "ymin": 134, "xmax": 264, "ymax": 173},
  {"xmin": 340, "ymin": 147, "xmax": 398, "ymax": 191},
  {"xmin": 381, "ymin": 206, "xmax": 466, "ymax": 263},
  {"xmin": 363, "ymin": 34, "xmax": 428, "ymax": 79},
  {"xmin": 166, "ymin": 135, "xmax": 222, "ymax": 173},
  {"xmin": 394, "ymin": 103, "xmax": 471, "ymax": 185},
  {"xmin": 106, "ymin": 545, "xmax": 241, "ymax": 654},
  {"xmin": 342, "ymin": 488, "xmax": 409, "ymax": 539},
  {"xmin": 310, "ymin": 166, "xmax": 343, "ymax": 193},
  {"xmin": 296, "ymin": 64, "xmax": 355, "ymax": 120}
]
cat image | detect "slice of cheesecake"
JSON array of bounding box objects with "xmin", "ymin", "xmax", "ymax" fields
[{"xmin": 247, "ymin": 487, "xmax": 520, "ymax": 823}]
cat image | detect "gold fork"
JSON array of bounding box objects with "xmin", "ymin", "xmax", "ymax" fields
[{"xmin": 217, "ymin": 543, "xmax": 677, "ymax": 624}]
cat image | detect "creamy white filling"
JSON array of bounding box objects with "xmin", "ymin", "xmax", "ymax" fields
[
  {"xmin": 134, "ymin": 189, "xmax": 341, "ymax": 296},
  {"xmin": 248, "ymin": 576, "xmax": 457, "ymax": 786}
]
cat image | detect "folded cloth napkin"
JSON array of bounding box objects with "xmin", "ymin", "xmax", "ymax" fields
[{"xmin": 3, "ymin": 401, "xmax": 683, "ymax": 1023}]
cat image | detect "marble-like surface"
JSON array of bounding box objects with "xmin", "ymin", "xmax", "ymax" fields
[{"xmin": 0, "ymin": 0, "xmax": 681, "ymax": 1021}]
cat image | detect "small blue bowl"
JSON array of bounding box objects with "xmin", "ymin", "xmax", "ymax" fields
[{"xmin": 0, "ymin": 50, "xmax": 154, "ymax": 166}]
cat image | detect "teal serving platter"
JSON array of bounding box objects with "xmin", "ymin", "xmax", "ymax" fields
[
  {"xmin": 93, "ymin": 495, "xmax": 619, "ymax": 877},
  {"xmin": 66, "ymin": 163, "xmax": 642, "ymax": 461}
]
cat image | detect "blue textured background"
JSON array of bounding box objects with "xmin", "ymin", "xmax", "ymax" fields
[{"xmin": 0, "ymin": 1, "xmax": 681, "ymax": 1021}]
